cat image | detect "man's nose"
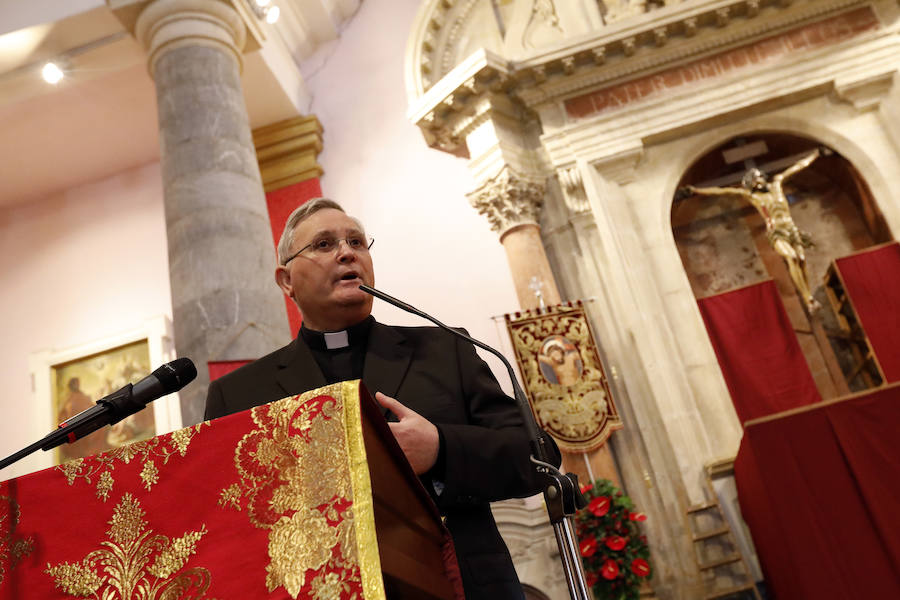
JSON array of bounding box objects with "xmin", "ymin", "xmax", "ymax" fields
[{"xmin": 335, "ymin": 239, "xmax": 357, "ymax": 261}]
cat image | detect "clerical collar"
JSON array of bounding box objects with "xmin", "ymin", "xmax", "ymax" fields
[{"xmin": 300, "ymin": 316, "xmax": 374, "ymax": 351}]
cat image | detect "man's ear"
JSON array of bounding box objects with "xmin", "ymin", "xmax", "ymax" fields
[{"xmin": 275, "ymin": 266, "xmax": 293, "ymax": 299}]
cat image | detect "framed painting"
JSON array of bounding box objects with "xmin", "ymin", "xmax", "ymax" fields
[{"xmin": 27, "ymin": 316, "xmax": 183, "ymax": 471}]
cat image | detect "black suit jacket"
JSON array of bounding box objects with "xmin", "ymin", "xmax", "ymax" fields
[{"xmin": 205, "ymin": 321, "xmax": 555, "ymax": 599}]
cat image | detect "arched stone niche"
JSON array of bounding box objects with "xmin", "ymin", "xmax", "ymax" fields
[{"xmin": 673, "ymin": 131, "xmax": 893, "ymax": 398}]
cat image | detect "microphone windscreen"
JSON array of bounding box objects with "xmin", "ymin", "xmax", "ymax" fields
[{"xmin": 153, "ymin": 358, "xmax": 197, "ymax": 393}]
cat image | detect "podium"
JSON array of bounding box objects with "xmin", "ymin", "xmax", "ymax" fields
[{"xmin": 0, "ymin": 381, "xmax": 463, "ymax": 600}]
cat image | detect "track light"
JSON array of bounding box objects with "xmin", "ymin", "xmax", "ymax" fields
[
  {"xmin": 246, "ymin": 0, "xmax": 279, "ymax": 24},
  {"xmin": 41, "ymin": 62, "xmax": 64, "ymax": 84}
]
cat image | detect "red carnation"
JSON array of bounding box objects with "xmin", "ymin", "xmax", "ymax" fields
[
  {"xmin": 579, "ymin": 535, "xmax": 598, "ymax": 557},
  {"xmin": 588, "ymin": 496, "xmax": 611, "ymax": 517},
  {"xmin": 605, "ymin": 535, "xmax": 626, "ymax": 551},
  {"xmin": 629, "ymin": 512, "xmax": 647, "ymax": 521},
  {"xmin": 600, "ymin": 559, "xmax": 620, "ymax": 580},
  {"xmin": 631, "ymin": 558, "xmax": 651, "ymax": 577}
]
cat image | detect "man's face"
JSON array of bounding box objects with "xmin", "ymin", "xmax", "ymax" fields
[
  {"xmin": 752, "ymin": 173, "xmax": 768, "ymax": 191},
  {"xmin": 275, "ymin": 208, "xmax": 375, "ymax": 331}
]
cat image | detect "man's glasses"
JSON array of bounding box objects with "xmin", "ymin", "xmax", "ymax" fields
[{"xmin": 282, "ymin": 235, "xmax": 374, "ymax": 265}]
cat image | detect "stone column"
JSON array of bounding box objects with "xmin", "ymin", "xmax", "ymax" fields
[
  {"xmin": 134, "ymin": 0, "xmax": 291, "ymax": 425},
  {"xmin": 468, "ymin": 165, "xmax": 620, "ymax": 488},
  {"xmin": 468, "ymin": 167, "xmax": 560, "ymax": 307}
]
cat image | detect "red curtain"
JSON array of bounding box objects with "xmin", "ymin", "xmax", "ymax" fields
[
  {"xmin": 734, "ymin": 384, "xmax": 900, "ymax": 599},
  {"xmin": 265, "ymin": 178, "xmax": 323, "ymax": 337},
  {"xmin": 208, "ymin": 360, "xmax": 251, "ymax": 381},
  {"xmin": 698, "ymin": 280, "xmax": 820, "ymax": 423},
  {"xmin": 835, "ymin": 242, "xmax": 900, "ymax": 382}
]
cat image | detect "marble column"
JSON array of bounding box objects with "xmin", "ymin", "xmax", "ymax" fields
[{"xmin": 135, "ymin": 0, "xmax": 290, "ymax": 425}]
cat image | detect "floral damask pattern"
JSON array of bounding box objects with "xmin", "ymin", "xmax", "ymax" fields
[
  {"xmin": 0, "ymin": 495, "xmax": 34, "ymax": 587},
  {"xmin": 45, "ymin": 493, "xmax": 215, "ymax": 600},
  {"xmin": 57, "ymin": 423, "xmax": 208, "ymax": 501},
  {"xmin": 221, "ymin": 385, "xmax": 370, "ymax": 600}
]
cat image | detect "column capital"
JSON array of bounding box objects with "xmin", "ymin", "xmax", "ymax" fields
[
  {"xmin": 112, "ymin": 0, "xmax": 247, "ymax": 77},
  {"xmin": 468, "ymin": 166, "xmax": 546, "ymax": 240},
  {"xmin": 253, "ymin": 115, "xmax": 324, "ymax": 192}
]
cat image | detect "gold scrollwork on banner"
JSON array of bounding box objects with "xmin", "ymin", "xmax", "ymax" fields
[
  {"xmin": 505, "ymin": 302, "xmax": 622, "ymax": 452},
  {"xmin": 45, "ymin": 492, "xmax": 215, "ymax": 599},
  {"xmin": 57, "ymin": 423, "xmax": 208, "ymax": 501},
  {"xmin": 1, "ymin": 494, "xmax": 35, "ymax": 586},
  {"xmin": 221, "ymin": 384, "xmax": 369, "ymax": 599}
]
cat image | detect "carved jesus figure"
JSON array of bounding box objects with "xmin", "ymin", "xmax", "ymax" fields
[{"xmin": 683, "ymin": 148, "xmax": 828, "ymax": 313}]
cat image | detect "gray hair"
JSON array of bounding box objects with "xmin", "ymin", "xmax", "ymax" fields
[{"xmin": 276, "ymin": 198, "xmax": 347, "ymax": 265}]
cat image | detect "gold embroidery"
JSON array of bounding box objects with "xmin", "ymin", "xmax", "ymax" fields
[
  {"xmin": 45, "ymin": 493, "xmax": 214, "ymax": 599},
  {"xmin": 505, "ymin": 303, "xmax": 623, "ymax": 452},
  {"xmin": 222, "ymin": 382, "xmax": 384, "ymax": 599},
  {"xmin": 339, "ymin": 381, "xmax": 385, "ymax": 600},
  {"xmin": 1, "ymin": 495, "xmax": 35, "ymax": 586},
  {"xmin": 56, "ymin": 422, "xmax": 208, "ymax": 500},
  {"xmin": 97, "ymin": 470, "xmax": 114, "ymax": 501},
  {"xmin": 141, "ymin": 460, "xmax": 160, "ymax": 490}
]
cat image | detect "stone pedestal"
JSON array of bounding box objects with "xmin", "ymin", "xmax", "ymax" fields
[{"xmin": 133, "ymin": 0, "xmax": 291, "ymax": 424}]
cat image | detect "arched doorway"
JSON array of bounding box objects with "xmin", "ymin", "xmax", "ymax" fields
[{"xmin": 672, "ymin": 132, "xmax": 892, "ymax": 399}]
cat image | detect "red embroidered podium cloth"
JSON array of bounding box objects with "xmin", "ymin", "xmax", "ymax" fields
[{"xmin": 0, "ymin": 382, "xmax": 416, "ymax": 600}]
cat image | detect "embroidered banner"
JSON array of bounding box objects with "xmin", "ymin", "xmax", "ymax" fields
[
  {"xmin": 0, "ymin": 382, "xmax": 388, "ymax": 600},
  {"xmin": 505, "ymin": 302, "xmax": 621, "ymax": 452}
]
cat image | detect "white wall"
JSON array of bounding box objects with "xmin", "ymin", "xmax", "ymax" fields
[
  {"xmin": 0, "ymin": 162, "xmax": 172, "ymax": 479},
  {"xmin": 306, "ymin": 0, "xmax": 522, "ymax": 387}
]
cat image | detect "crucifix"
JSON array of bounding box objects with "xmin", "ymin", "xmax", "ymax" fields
[{"xmin": 680, "ymin": 140, "xmax": 829, "ymax": 313}]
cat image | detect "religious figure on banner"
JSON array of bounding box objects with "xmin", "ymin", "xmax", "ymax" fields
[
  {"xmin": 505, "ymin": 303, "xmax": 622, "ymax": 453},
  {"xmin": 681, "ymin": 147, "xmax": 830, "ymax": 313},
  {"xmin": 538, "ymin": 336, "xmax": 583, "ymax": 386}
]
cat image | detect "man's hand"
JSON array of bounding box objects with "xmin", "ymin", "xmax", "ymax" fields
[{"xmin": 375, "ymin": 392, "xmax": 439, "ymax": 475}]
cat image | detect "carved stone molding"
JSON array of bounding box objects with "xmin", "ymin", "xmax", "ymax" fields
[
  {"xmin": 557, "ymin": 164, "xmax": 590, "ymax": 213},
  {"xmin": 253, "ymin": 115, "xmax": 324, "ymax": 191},
  {"xmin": 468, "ymin": 167, "xmax": 546, "ymax": 238},
  {"xmin": 406, "ymin": 0, "xmax": 878, "ymax": 157},
  {"xmin": 591, "ymin": 146, "xmax": 644, "ymax": 186},
  {"xmin": 132, "ymin": 0, "xmax": 247, "ymax": 77},
  {"xmin": 832, "ymin": 70, "xmax": 897, "ymax": 111}
]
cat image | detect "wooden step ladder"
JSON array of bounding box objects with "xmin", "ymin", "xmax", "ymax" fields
[{"xmin": 686, "ymin": 463, "xmax": 762, "ymax": 600}]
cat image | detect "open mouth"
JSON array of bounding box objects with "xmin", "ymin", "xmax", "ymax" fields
[{"xmin": 338, "ymin": 272, "xmax": 360, "ymax": 282}]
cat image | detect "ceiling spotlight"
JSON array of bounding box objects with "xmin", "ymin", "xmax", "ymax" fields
[
  {"xmin": 41, "ymin": 61, "xmax": 64, "ymax": 84},
  {"xmin": 265, "ymin": 5, "xmax": 280, "ymax": 24},
  {"xmin": 255, "ymin": 0, "xmax": 270, "ymax": 6}
]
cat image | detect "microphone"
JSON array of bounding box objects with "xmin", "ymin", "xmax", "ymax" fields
[
  {"xmin": 358, "ymin": 284, "xmax": 550, "ymax": 462},
  {"xmin": 40, "ymin": 358, "xmax": 197, "ymax": 451}
]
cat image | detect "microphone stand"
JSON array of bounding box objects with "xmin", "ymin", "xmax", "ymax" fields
[{"xmin": 360, "ymin": 284, "xmax": 591, "ymax": 600}]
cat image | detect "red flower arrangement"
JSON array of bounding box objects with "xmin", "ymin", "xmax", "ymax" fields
[{"xmin": 576, "ymin": 479, "xmax": 652, "ymax": 600}]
